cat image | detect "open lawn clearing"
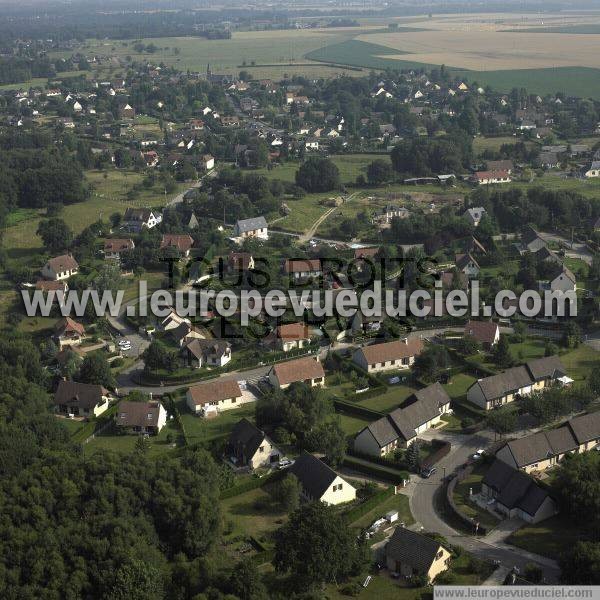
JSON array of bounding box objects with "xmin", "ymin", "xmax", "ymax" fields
[
  {"xmin": 473, "ymin": 136, "xmax": 525, "ymax": 156},
  {"xmin": 350, "ymin": 492, "xmax": 414, "ymax": 529},
  {"xmin": 83, "ymin": 418, "xmax": 180, "ymax": 458},
  {"xmin": 508, "ymin": 339, "xmax": 546, "ymax": 362},
  {"xmin": 507, "ymin": 515, "xmax": 589, "ymax": 560},
  {"xmin": 272, "ymin": 192, "xmax": 338, "ymax": 234},
  {"xmin": 443, "ymin": 373, "xmax": 477, "ymax": 401},
  {"xmin": 453, "ymin": 462, "xmax": 500, "ymax": 530},
  {"xmin": 337, "ymin": 413, "xmax": 373, "ymax": 436},
  {"xmin": 330, "ymin": 154, "xmax": 389, "ymax": 185},
  {"xmin": 56, "ymin": 417, "xmax": 88, "ymax": 437},
  {"xmin": 0, "ymin": 70, "xmax": 89, "ymax": 91},
  {"xmin": 560, "ymin": 344, "xmax": 599, "ymax": 385},
  {"xmin": 356, "ymin": 385, "xmax": 418, "ymax": 413},
  {"xmin": 221, "ymin": 486, "xmax": 286, "ymax": 542}
]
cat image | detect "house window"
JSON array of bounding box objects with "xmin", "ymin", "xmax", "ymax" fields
[{"xmin": 259, "ymin": 446, "xmax": 264, "ymax": 453}]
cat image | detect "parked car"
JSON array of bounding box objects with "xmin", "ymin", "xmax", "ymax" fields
[
  {"xmin": 278, "ymin": 458, "xmax": 293, "ymax": 469},
  {"xmin": 421, "ymin": 466, "xmax": 437, "ymax": 478}
]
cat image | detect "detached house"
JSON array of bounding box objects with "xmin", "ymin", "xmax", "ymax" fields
[
  {"xmin": 116, "ymin": 400, "xmax": 167, "ymax": 435},
  {"xmin": 41, "ymin": 254, "xmax": 79, "ymax": 281},
  {"xmin": 54, "ymin": 317, "xmax": 85, "ymax": 348},
  {"xmin": 228, "ymin": 418, "xmax": 282, "ymax": 469},
  {"xmin": 464, "ymin": 320, "xmax": 500, "ymax": 348},
  {"xmin": 289, "ymin": 452, "xmax": 356, "ymax": 506},
  {"xmin": 104, "ymin": 238, "xmax": 134, "ymax": 261},
  {"xmin": 234, "ymin": 216, "xmax": 268, "ymax": 240},
  {"xmin": 582, "ymin": 161, "xmax": 600, "ymax": 178},
  {"xmin": 123, "ymin": 208, "xmax": 162, "ymax": 232},
  {"xmin": 183, "ymin": 338, "xmax": 232, "ymax": 368},
  {"xmin": 274, "ymin": 322, "xmax": 311, "ymax": 352},
  {"xmin": 549, "ymin": 266, "xmax": 577, "ymax": 293},
  {"xmin": 521, "ymin": 226, "xmax": 547, "ymax": 254},
  {"xmin": 186, "ymin": 379, "xmax": 244, "ymax": 417},
  {"xmin": 352, "ymin": 338, "xmax": 424, "ymax": 373},
  {"xmin": 284, "ymin": 258, "xmax": 322, "ymax": 282},
  {"xmin": 472, "ymin": 170, "xmax": 511, "ymax": 185},
  {"xmin": 354, "ymin": 383, "xmax": 451, "ymax": 455},
  {"xmin": 385, "ymin": 528, "xmax": 451, "ymax": 583},
  {"xmin": 463, "ymin": 207, "xmax": 487, "ymax": 227},
  {"xmin": 54, "ymin": 380, "xmax": 111, "ymax": 419},
  {"xmin": 269, "ymin": 356, "xmax": 325, "ymax": 389},
  {"xmin": 455, "ymin": 253, "xmax": 480, "ymax": 278},
  {"xmin": 160, "ymin": 234, "xmax": 194, "ymax": 258},
  {"xmin": 467, "ymin": 355, "xmax": 567, "ymax": 410}
]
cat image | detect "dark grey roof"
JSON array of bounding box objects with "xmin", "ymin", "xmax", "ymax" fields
[
  {"xmin": 236, "ymin": 216, "xmax": 267, "ymax": 233},
  {"xmin": 503, "ymin": 432, "xmax": 554, "ymax": 467},
  {"xmin": 476, "ymin": 366, "xmax": 532, "ymax": 401},
  {"xmin": 228, "ymin": 418, "xmax": 266, "ymax": 460},
  {"xmin": 483, "ymin": 459, "xmax": 551, "ymax": 517},
  {"xmin": 289, "ymin": 452, "xmax": 340, "ymax": 499},
  {"xmin": 412, "ymin": 382, "xmax": 451, "ymax": 409},
  {"xmin": 364, "ymin": 416, "xmax": 405, "ymax": 448},
  {"xmin": 545, "ymin": 426, "xmax": 578, "ymax": 455},
  {"xmin": 526, "ymin": 356, "xmax": 566, "ymax": 381},
  {"xmin": 567, "ymin": 411, "xmax": 600, "ymax": 445},
  {"xmin": 54, "ymin": 380, "xmax": 108, "ymax": 410},
  {"xmin": 385, "ymin": 527, "xmax": 444, "ymax": 573}
]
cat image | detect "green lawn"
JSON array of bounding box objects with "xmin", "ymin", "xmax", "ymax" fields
[
  {"xmin": 350, "ymin": 492, "xmax": 414, "ymax": 529},
  {"xmin": 507, "ymin": 515, "xmax": 589, "ymax": 560},
  {"xmin": 452, "ymin": 463, "xmax": 500, "ymax": 531},
  {"xmin": 473, "ymin": 136, "xmax": 527, "ymax": 156},
  {"xmin": 561, "ymin": 344, "xmax": 599, "ymax": 385},
  {"xmin": 356, "ymin": 385, "xmax": 417, "ymax": 413},
  {"xmin": 337, "ymin": 413, "xmax": 373, "ymax": 436},
  {"xmin": 443, "ymin": 373, "xmax": 477, "ymax": 401},
  {"xmin": 509, "ymin": 339, "xmax": 546, "ymax": 362},
  {"xmin": 56, "ymin": 417, "xmax": 88, "ymax": 437},
  {"xmin": 330, "ymin": 154, "xmax": 388, "ymax": 185}
]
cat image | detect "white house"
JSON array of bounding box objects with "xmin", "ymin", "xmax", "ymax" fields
[
  {"xmin": 123, "ymin": 208, "xmax": 162, "ymax": 232},
  {"xmin": 228, "ymin": 418, "xmax": 282, "ymax": 470},
  {"xmin": 463, "ymin": 207, "xmax": 487, "ymax": 227},
  {"xmin": 234, "ymin": 216, "xmax": 268, "ymax": 240},
  {"xmin": 582, "ymin": 161, "xmax": 600, "ymax": 178},
  {"xmin": 352, "ymin": 338, "xmax": 424, "ymax": 373},
  {"xmin": 116, "ymin": 401, "xmax": 167, "ymax": 435},
  {"xmin": 186, "ymin": 379, "xmax": 245, "ymax": 416},
  {"xmin": 41, "ymin": 254, "xmax": 79, "ymax": 281},
  {"xmin": 268, "ymin": 356, "xmax": 325, "ymax": 389}
]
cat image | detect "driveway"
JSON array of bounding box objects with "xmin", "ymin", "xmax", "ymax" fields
[{"xmin": 408, "ymin": 430, "xmax": 560, "ymax": 582}]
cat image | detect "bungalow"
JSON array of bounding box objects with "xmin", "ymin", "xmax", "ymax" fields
[
  {"xmin": 385, "ymin": 527, "xmax": 451, "ymax": 583},
  {"xmin": 160, "ymin": 234, "xmax": 194, "ymax": 258},
  {"xmin": 289, "ymin": 452, "xmax": 356, "ymax": 506},
  {"xmin": 467, "ymin": 355, "xmax": 567, "ymax": 410},
  {"xmin": 183, "ymin": 338, "xmax": 232, "ymax": 368},
  {"xmin": 472, "ymin": 170, "xmax": 511, "ymax": 185},
  {"xmin": 228, "ymin": 418, "xmax": 282, "ymax": 469},
  {"xmin": 463, "ymin": 207, "xmax": 487, "ymax": 227},
  {"xmin": 274, "ymin": 322, "xmax": 311, "ymax": 352},
  {"xmin": 352, "ymin": 338, "xmax": 424, "ymax": 373},
  {"xmin": 268, "ymin": 356, "xmax": 325, "ymax": 389},
  {"xmin": 186, "ymin": 379, "xmax": 244, "ymax": 416},
  {"xmin": 104, "ymin": 238, "xmax": 135, "ymax": 260},
  {"xmin": 54, "ymin": 380, "xmax": 111, "ymax": 418},
  {"xmin": 354, "ymin": 383, "xmax": 451, "ymax": 455},
  {"xmin": 123, "ymin": 208, "xmax": 162, "ymax": 232},
  {"xmin": 464, "ymin": 320, "xmax": 500, "ymax": 348},
  {"xmin": 116, "ymin": 400, "xmax": 167, "ymax": 435},
  {"xmin": 234, "ymin": 216, "xmax": 268, "ymax": 240},
  {"xmin": 455, "ymin": 253, "xmax": 480, "ymax": 278},
  {"xmin": 481, "ymin": 459, "xmax": 558, "ymax": 524},
  {"xmin": 54, "ymin": 317, "xmax": 85, "ymax": 348},
  {"xmin": 284, "ymin": 258, "xmax": 322, "ymax": 282},
  {"xmin": 41, "ymin": 254, "xmax": 79, "ymax": 281},
  {"xmin": 494, "ymin": 416, "xmax": 588, "ymax": 474}
]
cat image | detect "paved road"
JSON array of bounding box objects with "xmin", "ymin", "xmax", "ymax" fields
[
  {"xmin": 408, "ymin": 430, "xmax": 560, "ymax": 582},
  {"xmin": 539, "ymin": 231, "xmax": 593, "ymax": 266}
]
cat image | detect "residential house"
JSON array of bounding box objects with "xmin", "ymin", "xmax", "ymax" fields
[
  {"xmin": 455, "ymin": 253, "xmax": 480, "ymax": 278},
  {"xmin": 274, "ymin": 322, "xmax": 311, "ymax": 352},
  {"xmin": 354, "ymin": 383, "xmax": 451, "ymax": 455},
  {"xmin": 227, "ymin": 251, "xmax": 255, "ymax": 272},
  {"xmin": 467, "ymin": 355, "xmax": 567, "ymax": 410},
  {"xmin": 104, "ymin": 238, "xmax": 134, "ymax": 261},
  {"xmin": 220, "ymin": 116, "xmax": 240, "ymax": 127},
  {"xmin": 289, "ymin": 452, "xmax": 356, "ymax": 506},
  {"xmin": 123, "ymin": 208, "xmax": 162, "ymax": 232},
  {"xmin": 186, "ymin": 379, "xmax": 244, "ymax": 416},
  {"xmin": 520, "ymin": 226, "xmax": 547, "ymax": 254},
  {"xmin": 160, "ymin": 234, "xmax": 194, "ymax": 258},
  {"xmin": 54, "ymin": 317, "xmax": 85, "ymax": 348},
  {"xmin": 228, "ymin": 418, "xmax": 282, "ymax": 469},
  {"xmin": 116, "ymin": 400, "xmax": 167, "ymax": 435},
  {"xmin": 41, "ymin": 254, "xmax": 79, "ymax": 281},
  {"xmin": 351, "ymin": 310, "xmax": 384, "ymax": 335},
  {"xmin": 143, "ymin": 151, "xmax": 159, "ymax": 167},
  {"xmin": 464, "ymin": 320, "xmax": 500, "ymax": 348},
  {"xmin": 481, "ymin": 459, "xmax": 558, "ymax": 523},
  {"xmin": 183, "ymin": 338, "xmax": 232, "ymax": 368},
  {"xmin": 495, "ymin": 411, "xmax": 600, "ymax": 473},
  {"xmin": 200, "ymin": 154, "xmax": 215, "ymax": 170},
  {"xmin": 463, "ymin": 207, "xmax": 487, "ymax": 227},
  {"xmin": 284, "ymin": 258, "xmax": 322, "ymax": 282},
  {"xmin": 168, "ymin": 321, "xmax": 205, "ymax": 347},
  {"xmin": 119, "ymin": 103, "xmax": 135, "ymax": 119},
  {"xmin": 472, "ymin": 170, "xmax": 511, "ymax": 185},
  {"xmin": 54, "ymin": 380, "xmax": 111, "ymax": 418},
  {"xmin": 385, "ymin": 527, "xmax": 451, "ymax": 583},
  {"xmin": 549, "ymin": 266, "xmax": 577, "ymax": 293},
  {"xmin": 582, "ymin": 161, "xmax": 600, "ymax": 178},
  {"xmin": 234, "ymin": 216, "xmax": 268, "ymax": 240},
  {"xmin": 538, "ymin": 152, "xmax": 560, "ymax": 169},
  {"xmin": 352, "ymin": 338, "xmax": 424, "ymax": 373},
  {"xmin": 486, "ymin": 160, "xmax": 514, "ymax": 174},
  {"xmin": 161, "ymin": 309, "xmax": 190, "ymax": 331},
  {"xmin": 268, "ymin": 356, "xmax": 325, "ymax": 389}
]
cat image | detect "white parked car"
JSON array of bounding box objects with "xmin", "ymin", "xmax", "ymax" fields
[
  {"xmin": 278, "ymin": 458, "xmax": 293, "ymax": 469},
  {"xmin": 118, "ymin": 338, "xmax": 130, "ymax": 347}
]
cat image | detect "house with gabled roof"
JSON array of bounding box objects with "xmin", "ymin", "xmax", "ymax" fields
[
  {"xmin": 123, "ymin": 208, "xmax": 162, "ymax": 232},
  {"xmin": 385, "ymin": 527, "xmax": 451, "ymax": 582},
  {"xmin": 464, "ymin": 320, "xmax": 499, "ymax": 348},
  {"xmin": 269, "ymin": 356, "xmax": 325, "ymax": 389},
  {"xmin": 455, "ymin": 253, "xmax": 480, "ymax": 278},
  {"xmin": 54, "ymin": 317, "xmax": 85, "ymax": 348},
  {"xmin": 467, "ymin": 356, "xmax": 567, "ymax": 410},
  {"xmin": 160, "ymin": 234, "xmax": 194, "ymax": 257},
  {"xmin": 54, "ymin": 380, "xmax": 111, "ymax": 418},
  {"xmin": 272, "ymin": 322, "xmax": 311, "ymax": 352},
  {"xmin": 186, "ymin": 379, "xmax": 244, "ymax": 416},
  {"xmin": 104, "ymin": 238, "xmax": 135, "ymax": 261},
  {"xmin": 352, "ymin": 338, "xmax": 424, "ymax": 373},
  {"xmin": 520, "ymin": 226, "xmax": 547, "ymax": 254},
  {"xmin": 289, "ymin": 452, "xmax": 356, "ymax": 506},
  {"xmin": 183, "ymin": 338, "xmax": 232, "ymax": 368},
  {"xmin": 234, "ymin": 216, "xmax": 268, "ymax": 240},
  {"xmin": 116, "ymin": 400, "xmax": 167, "ymax": 435},
  {"xmin": 283, "ymin": 258, "xmax": 322, "ymax": 281},
  {"xmin": 481, "ymin": 459, "xmax": 558, "ymax": 524},
  {"xmin": 463, "ymin": 207, "xmax": 487, "ymax": 227},
  {"xmin": 227, "ymin": 418, "xmax": 282, "ymax": 470},
  {"xmin": 41, "ymin": 254, "xmax": 79, "ymax": 281},
  {"xmin": 353, "ymin": 383, "xmax": 451, "ymax": 455}
]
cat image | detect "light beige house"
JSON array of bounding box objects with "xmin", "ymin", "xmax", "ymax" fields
[
  {"xmin": 228, "ymin": 418, "xmax": 282, "ymax": 470},
  {"xmin": 54, "ymin": 380, "xmax": 111, "ymax": 419},
  {"xmin": 268, "ymin": 356, "xmax": 325, "ymax": 389},
  {"xmin": 289, "ymin": 452, "xmax": 356, "ymax": 506},
  {"xmin": 234, "ymin": 216, "xmax": 268, "ymax": 240},
  {"xmin": 385, "ymin": 527, "xmax": 451, "ymax": 583},
  {"xmin": 116, "ymin": 400, "xmax": 167, "ymax": 435},
  {"xmin": 466, "ymin": 356, "xmax": 567, "ymax": 410},
  {"xmin": 53, "ymin": 317, "xmax": 85, "ymax": 348},
  {"xmin": 352, "ymin": 338, "xmax": 424, "ymax": 373},
  {"xmin": 275, "ymin": 322, "xmax": 311, "ymax": 352},
  {"xmin": 41, "ymin": 254, "xmax": 79, "ymax": 281},
  {"xmin": 104, "ymin": 238, "xmax": 135, "ymax": 261},
  {"xmin": 186, "ymin": 379, "xmax": 244, "ymax": 416},
  {"xmin": 354, "ymin": 383, "xmax": 451, "ymax": 456}
]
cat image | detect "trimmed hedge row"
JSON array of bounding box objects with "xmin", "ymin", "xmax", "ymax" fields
[
  {"xmin": 342, "ymin": 456, "xmax": 408, "ymax": 484},
  {"xmin": 348, "ymin": 447, "xmax": 406, "ymax": 471},
  {"xmin": 220, "ymin": 469, "xmax": 284, "ymax": 500},
  {"xmin": 343, "ymin": 485, "xmax": 396, "ymax": 525},
  {"xmin": 333, "ymin": 399, "xmax": 383, "ymax": 421}
]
